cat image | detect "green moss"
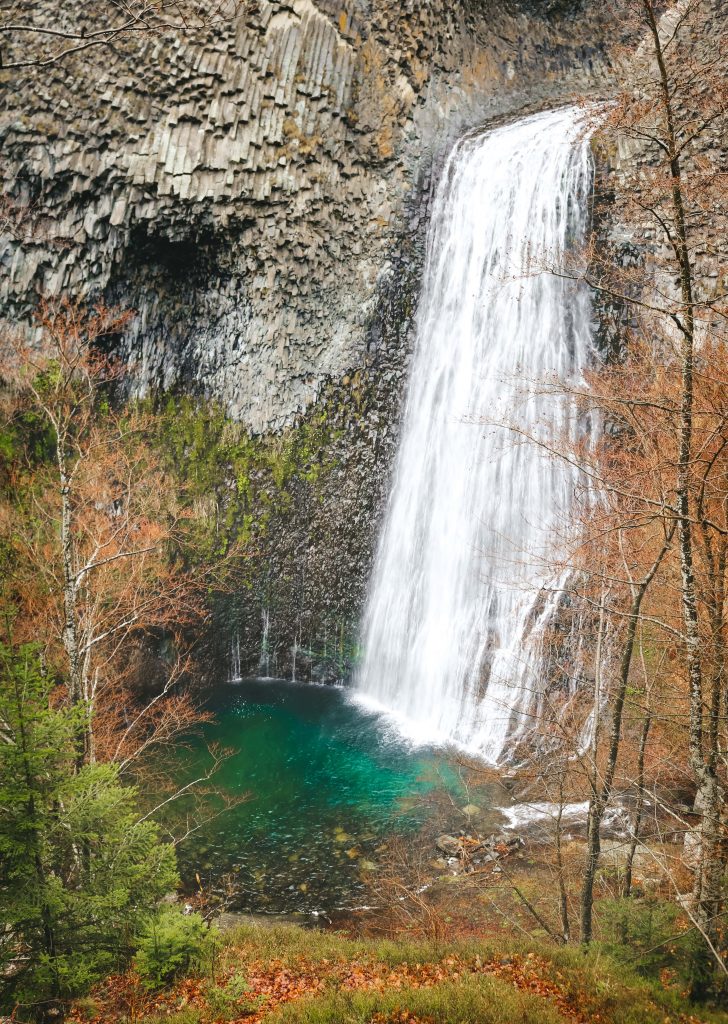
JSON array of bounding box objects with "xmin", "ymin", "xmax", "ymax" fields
[{"xmin": 139, "ymin": 394, "xmax": 344, "ymax": 563}]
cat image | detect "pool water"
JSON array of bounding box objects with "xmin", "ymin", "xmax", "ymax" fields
[{"xmin": 166, "ymin": 679, "xmax": 502, "ymax": 914}]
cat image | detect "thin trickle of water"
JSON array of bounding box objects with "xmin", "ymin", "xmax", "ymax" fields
[
  {"xmin": 355, "ymin": 106, "xmax": 594, "ymax": 763},
  {"xmin": 259, "ymin": 608, "xmax": 272, "ymax": 677},
  {"xmin": 291, "ymin": 637, "xmax": 299, "ymax": 683},
  {"xmin": 229, "ymin": 632, "xmax": 242, "ymax": 683}
]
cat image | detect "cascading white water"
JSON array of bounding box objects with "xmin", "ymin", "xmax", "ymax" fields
[{"xmin": 355, "ymin": 106, "xmax": 594, "ymax": 763}]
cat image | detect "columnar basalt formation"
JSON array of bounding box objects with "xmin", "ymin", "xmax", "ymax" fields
[
  {"xmin": 1, "ymin": 0, "xmax": 623, "ymax": 679},
  {"xmin": 1, "ymin": 0, "xmax": 614, "ymax": 431}
]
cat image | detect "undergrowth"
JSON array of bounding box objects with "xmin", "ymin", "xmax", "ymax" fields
[
  {"xmin": 269, "ymin": 975, "xmax": 566, "ymax": 1024},
  {"xmin": 83, "ymin": 923, "xmax": 727, "ymax": 1024}
]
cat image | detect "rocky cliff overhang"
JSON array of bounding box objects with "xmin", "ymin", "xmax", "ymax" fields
[{"xmin": 1, "ymin": 0, "xmax": 616, "ymax": 432}]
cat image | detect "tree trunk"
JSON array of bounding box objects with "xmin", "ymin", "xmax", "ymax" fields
[
  {"xmin": 623, "ymin": 710, "xmax": 651, "ymax": 897},
  {"xmin": 57, "ymin": 433, "xmax": 88, "ymax": 766},
  {"xmin": 555, "ymin": 765, "xmax": 571, "ymax": 942},
  {"xmin": 641, "ymin": 0, "xmax": 722, "ymax": 950},
  {"xmin": 580, "ymin": 527, "xmax": 672, "ymax": 943}
]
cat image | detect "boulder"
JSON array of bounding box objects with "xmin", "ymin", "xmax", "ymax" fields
[{"xmin": 435, "ymin": 834, "xmax": 464, "ymax": 857}]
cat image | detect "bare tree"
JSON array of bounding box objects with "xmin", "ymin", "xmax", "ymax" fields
[
  {"xmin": 0, "ymin": 0, "xmax": 240, "ymax": 71},
  {"xmin": 580, "ymin": 0, "xmax": 728, "ymax": 963},
  {"xmin": 1, "ymin": 297, "xmax": 236, "ymax": 767}
]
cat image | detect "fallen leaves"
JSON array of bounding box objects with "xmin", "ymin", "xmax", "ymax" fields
[{"xmin": 70, "ymin": 949, "xmax": 593, "ymax": 1024}]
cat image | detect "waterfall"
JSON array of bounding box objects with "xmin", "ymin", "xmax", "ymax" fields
[{"xmin": 355, "ymin": 106, "xmax": 594, "ymax": 763}]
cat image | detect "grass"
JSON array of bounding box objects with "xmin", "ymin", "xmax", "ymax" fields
[
  {"xmin": 144, "ymin": 1013, "xmax": 202, "ymax": 1024},
  {"xmin": 81, "ymin": 923, "xmax": 727, "ymax": 1024},
  {"xmin": 268, "ymin": 975, "xmax": 567, "ymax": 1024},
  {"xmin": 202, "ymin": 924, "xmax": 725, "ymax": 1024}
]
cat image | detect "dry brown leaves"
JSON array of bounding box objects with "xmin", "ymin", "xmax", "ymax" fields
[{"xmin": 70, "ymin": 950, "xmax": 595, "ymax": 1024}]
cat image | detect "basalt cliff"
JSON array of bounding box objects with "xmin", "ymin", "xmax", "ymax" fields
[{"xmin": 1, "ymin": 0, "xmax": 618, "ymax": 679}]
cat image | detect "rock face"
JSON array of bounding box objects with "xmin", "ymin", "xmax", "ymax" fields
[
  {"xmin": 1, "ymin": 0, "xmax": 621, "ymax": 681},
  {"xmin": 1, "ymin": 0, "xmax": 614, "ymax": 432}
]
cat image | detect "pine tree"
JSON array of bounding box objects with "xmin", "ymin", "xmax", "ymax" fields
[{"xmin": 0, "ymin": 642, "xmax": 179, "ymax": 1021}]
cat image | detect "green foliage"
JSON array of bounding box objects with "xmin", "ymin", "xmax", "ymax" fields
[
  {"xmin": 0, "ymin": 405, "xmax": 56, "ymax": 473},
  {"xmin": 203, "ymin": 972, "xmax": 265, "ymax": 1020},
  {"xmin": 134, "ymin": 907, "xmax": 209, "ymax": 990},
  {"xmin": 599, "ymin": 896, "xmax": 706, "ymax": 991},
  {"xmin": 0, "ymin": 642, "xmax": 179, "ymax": 1016},
  {"xmin": 146, "ymin": 395, "xmax": 341, "ymax": 560}
]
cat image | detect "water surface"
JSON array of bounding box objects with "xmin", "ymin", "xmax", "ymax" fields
[{"xmin": 168, "ymin": 679, "xmax": 499, "ymax": 914}]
